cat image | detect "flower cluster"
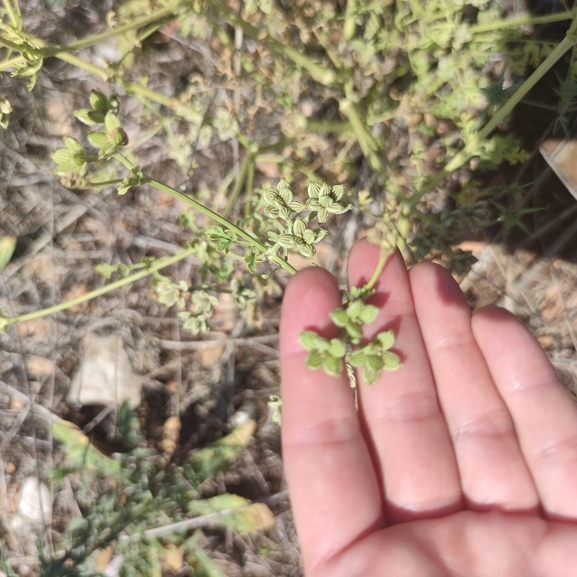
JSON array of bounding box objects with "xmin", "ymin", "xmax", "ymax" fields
[
  {"xmin": 306, "ymin": 182, "xmax": 351, "ymax": 223},
  {"xmin": 52, "ymin": 91, "xmax": 129, "ymax": 189},
  {"xmin": 301, "ymin": 287, "xmax": 402, "ymax": 386},
  {"xmin": 350, "ymin": 330, "xmax": 401, "ymax": 385},
  {"xmin": 330, "ymin": 299, "xmax": 379, "ymax": 343},
  {"xmin": 299, "ymin": 331, "xmax": 347, "ymax": 377},
  {"xmin": 179, "ymin": 291, "xmax": 219, "ymax": 335},
  {"xmin": 262, "ymin": 179, "xmax": 348, "ymax": 259}
]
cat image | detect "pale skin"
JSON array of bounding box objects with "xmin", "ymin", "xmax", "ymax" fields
[{"xmin": 279, "ymin": 239, "xmax": 577, "ymax": 577}]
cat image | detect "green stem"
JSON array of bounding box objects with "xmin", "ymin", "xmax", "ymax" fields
[
  {"xmin": 469, "ymin": 10, "xmax": 576, "ymax": 34},
  {"xmin": 147, "ymin": 177, "xmax": 296, "ymax": 275},
  {"xmin": 56, "ymin": 52, "xmax": 110, "ymax": 81},
  {"xmin": 4, "ymin": 246, "xmax": 198, "ymax": 327},
  {"xmin": 339, "ymin": 97, "xmax": 387, "ymax": 180},
  {"xmin": 410, "ymin": 21, "xmax": 577, "ymax": 208},
  {"xmin": 2, "ymin": 0, "xmax": 18, "ymax": 29},
  {"xmin": 0, "ymin": 54, "xmax": 22, "ymax": 70},
  {"xmin": 0, "ymin": 35, "xmax": 23, "ymax": 52},
  {"xmin": 243, "ymin": 158, "xmax": 255, "ymax": 219},
  {"xmin": 43, "ymin": 5, "xmax": 177, "ymax": 54},
  {"xmin": 223, "ymin": 150, "xmax": 254, "ymax": 219},
  {"xmin": 365, "ymin": 250, "xmax": 388, "ymax": 290},
  {"xmin": 114, "ymin": 155, "xmax": 297, "ymax": 275}
]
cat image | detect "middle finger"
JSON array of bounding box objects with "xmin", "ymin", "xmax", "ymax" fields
[{"xmin": 349, "ymin": 240, "xmax": 462, "ymax": 524}]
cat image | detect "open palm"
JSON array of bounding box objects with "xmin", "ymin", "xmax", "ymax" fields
[{"xmin": 280, "ymin": 240, "xmax": 577, "ymax": 577}]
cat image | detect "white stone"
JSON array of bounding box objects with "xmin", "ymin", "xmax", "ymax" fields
[
  {"xmin": 17, "ymin": 477, "xmax": 51, "ymax": 524},
  {"xmin": 67, "ymin": 333, "xmax": 142, "ymax": 408}
]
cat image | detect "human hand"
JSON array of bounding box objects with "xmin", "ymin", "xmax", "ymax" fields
[{"xmin": 279, "ymin": 239, "xmax": 577, "ymax": 577}]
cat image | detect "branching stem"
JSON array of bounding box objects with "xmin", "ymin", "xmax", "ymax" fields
[{"xmin": 3, "ymin": 245, "xmax": 199, "ymax": 328}]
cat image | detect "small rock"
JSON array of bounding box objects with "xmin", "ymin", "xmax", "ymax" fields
[
  {"xmin": 68, "ymin": 333, "xmax": 142, "ymax": 408},
  {"xmin": 17, "ymin": 477, "xmax": 51, "ymax": 524}
]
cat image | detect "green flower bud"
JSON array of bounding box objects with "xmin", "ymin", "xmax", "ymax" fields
[{"xmin": 90, "ymin": 90, "xmax": 109, "ymax": 113}]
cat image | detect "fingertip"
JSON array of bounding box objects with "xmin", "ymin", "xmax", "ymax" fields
[
  {"xmin": 409, "ymin": 261, "xmax": 470, "ymax": 315},
  {"xmin": 280, "ymin": 267, "xmax": 341, "ymax": 355},
  {"xmin": 347, "ymin": 239, "xmax": 402, "ymax": 290}
]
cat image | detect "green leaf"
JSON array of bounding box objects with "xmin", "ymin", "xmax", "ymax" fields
[
  {"xmin": 191, "ymin": 419, "xmax": 256, "ymax": 482},
  {"xmin": 0, "ymin": 236, "xmax": 16, "ymax": 271},
  {"xmin": 189, "ymin": 495, "xmax": 274, "ymax": 534},
  {"xmin": 189, "ymin": 494, "xmax": 249, "ymax": 515},
  {"xmin": 52, "ymin": 417, "xmax": 120, "ymax": 473},
  {"xmin": 189, "ymin": 547, "xmax": 227, "ymax": 577},
  {"xmin": 206, "ymin": 225, "xmax": 237, "ymax": 253},
  {"xmin": 95, "ymin": 262, "xmax": 122, "ymax": 279}
]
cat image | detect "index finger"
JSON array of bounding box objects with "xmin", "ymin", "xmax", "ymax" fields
[{"xmin": 280, "ymin": 267, "xmax": 383, "ymax": 571}]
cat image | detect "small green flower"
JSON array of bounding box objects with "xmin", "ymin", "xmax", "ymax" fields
[
  {"xmin": 52, "ymin": 137, "xmax": 90, "ymax": 189},
  {"xmin": 261, "ymin": 180, "xmax": 305, "ymax": 222},
  {"xmin": 268, "ymin": 395, "xmax": 282, "ymax": 425},
  {"xmin": 306, "ymin": 183, "xmax": 351, "ymax": 223},
  {"xmin": 156, "ymin": 280, "xmax": 189, "ymax": 308},
  {"xmin": 330, "ymin": 299, "xmax": 379, "ymax": 344},
  {"xmin": 350, "ymin": 330, "xmax": 402, "ymax": 385},
  {"xmin": 300, "ymin": 331, "xmax": 347, "ymax": 377},
  {"xmin": 0, "ymin": 96, "xmax": 13, "ymax": 129},
  {"xmin": 292, "ymin": 217, "xmax": 326, "ymax": 258},
  {"xmin": 75, "ymin": 90, "xmax": 120, "ymax": 125}
]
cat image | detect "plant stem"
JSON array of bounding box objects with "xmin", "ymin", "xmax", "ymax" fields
[
  {"xmin": 339, "ymin": 97, "xmax": 384, "ymax": 175},
  {"xmin": 114, "ymin": 155, "xmax": 297, "ymax": 275},
  {"xmin": 43, "ymin": 5, "xmax": 178, "ymax": 54},
  {"xmin": 2, "ymin": 0, "xmax": 18, "ymax": 29},
  {"xmin": 410, "ymin": 18, "xmax": 577, "ymax": 208},
  {"xmin": 56, "ymin": 52, "xmax": 109, "ymax": 81},
  {"xmin": 365, "ymin": 250, "xmax": 389, "ymax": 291},
  {"xmin": 147, "ymin": 177, "xmax": 297, "ymax": 275},
  {"xmin": 0, "ymin": 35, "xmax": 24, "ymax": 52},
  {"xmin": 3, "ymin": 246, "xmax": 199, "ymax": 328},
  {"xmin": 223, "ymin": 150, "xmax": 254, "ymax": 219},
  {"xmin": 243, "ymin": 158, "xmax": 255, "ymax": 219},
  {"xmin": 469, "ymin": 10, "xmax": 576, "ymax": 34}
]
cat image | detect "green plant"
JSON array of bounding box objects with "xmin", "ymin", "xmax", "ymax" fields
[
  {"xmin": 41, "ymin": 406, "xmax": 266, "ymax": 576},
  {"xmin": 3, "ymin": 0, "xmax": 577, "ymax": 570}
]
